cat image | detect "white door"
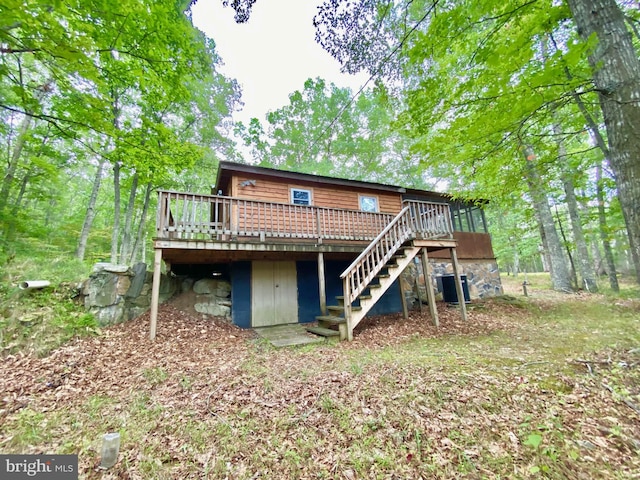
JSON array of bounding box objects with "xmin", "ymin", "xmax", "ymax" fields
[{"xmin": 251, "ymin": 261, "xmax": 298, "ymax": 327}]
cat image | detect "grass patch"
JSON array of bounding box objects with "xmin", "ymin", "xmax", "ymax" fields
[
  {"xmin": 0, "ymin": 285, "xmax": 99, "ymax": 356},
  {"xmin": 1, "ymin": 273, "xmax": 638, "ymax": 478}
]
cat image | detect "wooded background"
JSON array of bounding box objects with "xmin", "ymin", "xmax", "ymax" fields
[{"xmin": 1, "ymin": 0, "xmax": 638, "ymax": 294}]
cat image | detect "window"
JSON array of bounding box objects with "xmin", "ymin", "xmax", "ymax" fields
[
  {"xmin": 359, "ymin": 195, "xmax": 379, "ymax": 213},
  {"xmin": 449, "ymin": 202, "xmax": 488, "ymax": 232},
  {"xmin": 291, "ymin": 188, "xmax": 312, "ymax": 205}
]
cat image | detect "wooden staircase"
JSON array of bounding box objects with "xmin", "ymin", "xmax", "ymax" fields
[{"xmin": 307, "ymin": 206, "xmax": 423, "ymax": 341}]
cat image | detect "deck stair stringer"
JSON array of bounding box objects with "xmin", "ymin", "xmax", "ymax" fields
[
  {"xmin": 306, "ymin": 202, "xmax": 455, "ymax": 341},
  {"xmin": 343, "ymin": 244, "xmax": 420, "ymax": 336},
  {"xmin": 339, "ymin": 205, "xmax": 418, "ymax": 340},
  {"xmin": 309, "ymin": 245, "xmax": 419, "ymax": 340}
]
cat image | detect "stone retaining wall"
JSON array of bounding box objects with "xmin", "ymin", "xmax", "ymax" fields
[
  {"xmin": 400, "ymin": 259, "xmax": 503, "ymax": 306},
  {"xmin": 82, "ymin": 263, "xmax": 232, "ymax": 327},
  {"xmin": 82, "ymin": 263, "xmax": 178, "ymax": 326}
]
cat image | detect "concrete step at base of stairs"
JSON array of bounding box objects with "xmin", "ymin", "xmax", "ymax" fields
[{"xmin": 306, "ymin": 326, "xmax": 340, "ymax": 338}]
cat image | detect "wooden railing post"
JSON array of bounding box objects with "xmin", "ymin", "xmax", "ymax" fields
[
  {"xmin": 149, "ymin": 248, "xmax": 163, "ymax": 340},
  {"xmin": 343, "ymin": 277, "xmax": 352, "ymax": 341},
  {"xmin": 316, "ymin": 209, "xmax": 323, "ymax": 244}
]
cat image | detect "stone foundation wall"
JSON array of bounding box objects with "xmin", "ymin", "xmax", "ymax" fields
[
  {"xmin": 82, "ymin": 263, "xmax": 179, "ymax": 326},
  {"xmin": 400, "ymin": 259, "xmax": 503, "ymax": 306},
  {"xmin": 82, "ymin": 263, "xmax": 232, "ymax": 327},
  {"xmin": 190, "ymin": 278, "xmax": 232, "ymax": 317},
  {"xmin": 83, "ymin": 259, "xmax": 500, "ymax": 326}
]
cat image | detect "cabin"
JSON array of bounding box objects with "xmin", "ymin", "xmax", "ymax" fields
[{"xmin": 149, "ymin": 161, "xmax": 502, "ymax": 341}]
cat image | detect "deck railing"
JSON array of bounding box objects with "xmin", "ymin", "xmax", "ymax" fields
[
  {"xmin": 156, "ymin": 190, "xmax": 396, "ymax": 243},
  {"xmin": 403, "ymin": 200, "xmax": 454, "ymax": 239},
  {"xmin": 156, "ymin": 191, "xmax": 454, "ymax": 244},
  {"xmin": 341, "ymin": 206, "xmax": 414, "ymax": 305}
]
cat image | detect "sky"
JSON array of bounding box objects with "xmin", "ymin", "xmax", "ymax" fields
[{"xmin": 190, "ymin": 0, "xmax": 368, "ymax": 124}]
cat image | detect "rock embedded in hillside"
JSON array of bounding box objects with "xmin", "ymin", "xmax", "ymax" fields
[{"xmin": 193, "ymin": 279, "xmax": 231, "ymax": 298}]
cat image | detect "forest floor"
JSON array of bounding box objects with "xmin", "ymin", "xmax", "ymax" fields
[{"xmin": 0, "ymin": 274, "xmax": 639, "ymax": 479}]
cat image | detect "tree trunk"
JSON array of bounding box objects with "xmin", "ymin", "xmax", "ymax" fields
[
  {"xmin": 568, "ymin": 81, "xmax": 618, "ymax": 290},
  {"xmin": 129, "ymin": 181, "xmax": 153, "ymax": 264},
  {"xmin": 596, "ymin": 162, "xmax": 620, "ymax": 291},
  {"xmin": 567, "ymin": 0, "xmax": 640, "ymax": 283},
  {"xmin": 111, "ymin": 161, "xmax": 121, "ymax": 264},
  {"xmin": 591, "ymin": 239, "xmax": 605, "ymax": 276},
  {"xmin": 11, "ymin": 173, "xmax": 30, "ymax": 216},
  {"xmin": 110, "ymin": 92, "xmax": 121, "ymax": 264},
  {"xmin": 3, "ymin": 172, "xmax": 31, "ymax": 243},
  {"xmin": 554, "ymin": 205, "xmax": 578, "ymax": 290},
  {"xmin": 0, "ymin": 84, "xmax": 50, "ymax": 214},
  {"xmin": 0, "ymin": 114, "xmax": 34, "ymax": 213},
  {"xmin": 523, "ymin": 146, "xmax": 573, "ymax": 292},
  {"xmin": 554, "ymin": 133, "xmax": 598, "ymax": 292},
  {"xmin": 120, "ymin": 172, "xmax": 139, "ymax": 263},
  {"xmin": 536, "ymin": 212, "xmax": 552, "ymax": 274},
  {"xmin": 75, "ymin": 157, "xmax": 107, "ymax": 260}
]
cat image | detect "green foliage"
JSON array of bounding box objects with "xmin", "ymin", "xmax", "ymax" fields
[
  {"xmin": 0, "ymin": 284, "xmax": 98, "ymax": 356},
  {"xmin": 315, "ymin": 0, "xmax": 636, "ymax": 281},
  {"xmin": 237, "ymin": 77, "xmax": 434, "ymax": 189},
  {"xmin": 0, "ymin": 0, "xmax": 240, "ymax": 264}
]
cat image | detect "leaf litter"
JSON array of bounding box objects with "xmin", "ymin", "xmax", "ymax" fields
[{"xmin": 0, "ymin": 290, "xmax": 638, "ymax": 479}]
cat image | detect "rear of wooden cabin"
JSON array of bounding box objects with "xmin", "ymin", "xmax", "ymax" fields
[{"xmin": 151, "ymin": 162, "xmax": 501, "ymax": 339}]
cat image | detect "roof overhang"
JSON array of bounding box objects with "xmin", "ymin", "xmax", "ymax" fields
[{"xmin": 214, "ymin": 161, "xmax": 407, "ymax": 194}]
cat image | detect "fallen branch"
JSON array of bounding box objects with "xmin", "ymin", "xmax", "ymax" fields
[
  {"xmin": 601, "ymin": 382, "xmax": 640, "ymax": 416},
  {"xmin": 573, "ymin": 358, "xmax": 612, "ymax": 366},
  {"xmin": 520, "ymin": 361, "xmax": 550, "ymax": 368}
]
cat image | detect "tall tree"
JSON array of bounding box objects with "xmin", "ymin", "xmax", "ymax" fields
[
  {"xmin": 523, "ymin": 146, "xmax": 573, "ymax": 291},
  {"xmin": 238, "ymin": 78, "xmax": 432, "ymax": 188},
  {"xmin": 1, "ymin": 0, "xmax": 240, "ymax": 264},
  {"xmin": 313, "ymin": 0, "xmax": 638, "ymax": 288},
  {"xmin": 566, "ymin": 0, "xmax": 640, "ymax": 283}
]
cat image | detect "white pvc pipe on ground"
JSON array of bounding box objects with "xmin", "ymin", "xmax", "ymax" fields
[{"xmin": 19, "ymin": 280, "xmax": 51, "ymax": 290}]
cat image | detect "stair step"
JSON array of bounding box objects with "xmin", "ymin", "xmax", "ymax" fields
[
  {"xmin": 306, "ymin": 326, "xmax": 340, "ymax": 337},
  {"xmin": 315, "ymin": 315, "xmax": 346, "ymax": 325},
  {"xmin": 328, "ymin": 305, "xmax": 361, "ymax": 314},
  {"xmin": 377, "ymin": 273, "xmax": 391, "ymax": 279},
  {"xmin": 336, "ymin": 295, "xmax": 372, "ymax": 302}
]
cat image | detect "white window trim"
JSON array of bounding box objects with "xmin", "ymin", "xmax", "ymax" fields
[
  {"xmin": 359, "ymin": 194, "xmax": 379, "ymax": 213},
  {"xmin": 290, "ymin": 187, "xmax": 312, "ymax": 206}
]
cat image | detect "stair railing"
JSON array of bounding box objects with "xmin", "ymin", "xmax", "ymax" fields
[{"xmin": 340, "ymin": 206, "xmax": 414, "ymax": 308}]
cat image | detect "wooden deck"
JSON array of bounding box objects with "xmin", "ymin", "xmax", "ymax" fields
[
  {"xmin": 149, "ymin": 190, "xmax": 464, "ymax": 341},
  {"xmin": 154, "ymin": 190, "xmax": 455, "ymax": 258}
]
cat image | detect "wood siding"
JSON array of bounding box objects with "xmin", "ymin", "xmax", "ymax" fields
[
  {"xmin": 232, "ymin": 173, "xmax": 402, "ymax": 213},
  {"xmin": 429, "ymin": 232, "xmax": 495, "ymax": 260}
]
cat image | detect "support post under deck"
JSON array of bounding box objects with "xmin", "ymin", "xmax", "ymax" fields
[
  {"xmin": 421, "ymin": 248, "xmax": 439, "ymax": 327},
  {"xmin": 149, "ymin": 248, "xmax": 163, "ymax": 340},
  {"xmin": 450, "ymin": 247, "xmax": 468, "ymax": 321},
  {"xmin": 399, "ymin": 277, "xmax": 409, "ymax": 319},
  {"xmin": 318, "ymin": 252, "xmax": 327, "ymax": 316}
]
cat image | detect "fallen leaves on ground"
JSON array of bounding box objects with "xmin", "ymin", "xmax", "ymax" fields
[{"xmin": 0, "ymin": 291, "xmax": 638, "ymax": 479}]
